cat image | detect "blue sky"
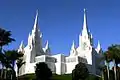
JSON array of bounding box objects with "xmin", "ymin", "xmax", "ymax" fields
[{"xmin": 0, "ymin": 0, "xmax": 120, "ymax": 56}]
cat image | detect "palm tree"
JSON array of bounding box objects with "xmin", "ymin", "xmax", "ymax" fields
[
  {"xmin": 4, "ymin": 50, "xmax": 24, "ymax": 79},
  {"xmin": 0, "ymin": 52, "xmax": 15, "ymax": 80},
  {"xmin": 0, "ymin": 28, "xmax": 15, "ymax": 52},
  {"xmin": 0, "ymin": 28, "xmax": 15, "ymax": 79},
  {"xmin": 5, "ymin": 50, "xmax": 23, "ymax": 68},
  {"xmin": 105, "ymin": 44, "xmax": 120, "ymax": 80},
  {"xmin": 103, "ymin": 52, "xmax": 111, "ymax": 80},
  {"xmin": 0, "ymin": 53, "xmax": 7, "ymax": 78}
]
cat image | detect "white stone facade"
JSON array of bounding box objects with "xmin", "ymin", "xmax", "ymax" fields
[{"xmin": 17, "ymin": 9, "xmax": 104, "ymax": 76}]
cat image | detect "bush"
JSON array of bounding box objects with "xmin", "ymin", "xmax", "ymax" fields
[
  {"xmin": 35, "ymin": 62, "xmax": 52, "ymax": 80},
  {"xmin": 72, "ymin": 62, "xmax": 89, "ymax": 80}
]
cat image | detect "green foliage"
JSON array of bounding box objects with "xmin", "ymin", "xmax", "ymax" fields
[
  {"xmin": 0, "ymin": 28, "xmax": 25, "ymax": 80},
  {"xmin": 72, "ymin": 62, "xmax": 89, "ymax": 80},
  {"xmin": 104, "ymin": 44, "xmax": 120, "ymax": 80},
  {"xmin": 105, "ymin": 44, "xmax": 120, "ymax": 64},
  {"xmin": 35, "ymin": 62, "xmax": 52, "ymax": 80},
  {"xmin": 0, "ymin": 28, "xmax": 15, "ymax": 49}
]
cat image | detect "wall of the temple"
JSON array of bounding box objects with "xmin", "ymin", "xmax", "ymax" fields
[
  {"xmin": 52, "ymin": 54, "xmax": 66, "ymax": 75},
  {"xmin": 18, "ymin": 52, "xmax": 102, "ymax": 76}
]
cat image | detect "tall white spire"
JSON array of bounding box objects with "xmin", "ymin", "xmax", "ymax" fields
[
  {"xmin": 82, "ymin": 8, "xmax": 88, "ymax": 36},
  {"xmin": 30, "ymin": 10, "xmax": 44, "ymax": 57},
  {"xmin": 31, "ymin": 10, "xmax": 42, "ymax": 39},
  {"xmin": 33, "ymin": 10, "xmax": 38, "ymax": 31}
]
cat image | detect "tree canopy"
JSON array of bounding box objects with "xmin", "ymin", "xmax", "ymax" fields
[
  {"xmin": 35, "ymin": 62, "xmax": 52, "ymax": 80},
  {"xmin": 0, "ymin": 28, "xmax": 15, "ymax": 49},
  {"xmin": 72, "ymin": 62, "xmax": 89, "ymax": 80}
]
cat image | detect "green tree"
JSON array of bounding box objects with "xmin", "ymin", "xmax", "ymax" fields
[
  {"xmin": 0, "ymin": 28, "xmax": 15, "ymax": 79},
  {"xmin": 103, "ymin": 52, "xmax": 111, "ymax": 80},
  {"xmin": 35, "ymin": 62, "xmax": 52, "ymax": 80},
  {"xmin": 72, "ymin": 62, "xmax": 89, "ymax": 80},
  {"xmin": 5, "ymin": 50, "xmax": 23, "ymax": 68},
  {"xmin": 4, "ymin": 50, "xmax": 24, "ymax": 80},
  {"xmin": 0, "ymin": 28, "xmax": 15, "ymax": 52},
  {"xmin": 105, "ymin": 44, "xmax": 120, "ymax": 80}
]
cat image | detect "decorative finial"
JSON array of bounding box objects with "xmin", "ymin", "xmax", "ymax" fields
[
  {"xmin": 96, "ymin": 40, "xmax": 101, "ymax": 53},
  {"xmin": 20, "ymin": 40, "xmax": 24, "ymax": 48},
  {"xmin": 18, "ymin": 40, "xmax": 24, "ymax": 52},
  {"xmin": 71, "ymin": 40, "xmax": 75, "ymax": 49},
  {"xmin": 90, "ymin": 33, "xmax": 92, "ymax": 38},
  {"xmin": 45, "ymin": 40, "xmax": 49, "ymax": 49},
  {"xmin": 84, "ymin": 8, "xmax": 86, "ymax": 12},
  {"xmin": 89, "ymin": 29, "xmax": 90, "ymax": 32},
  {"xmin": 36, "ymin": 9, "xmax": 38, "ymax": 17}
]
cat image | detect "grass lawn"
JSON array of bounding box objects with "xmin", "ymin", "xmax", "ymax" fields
[
  {"xmin": 52, "ymin": 74, "xmax": 72, "ymax": 80},
  {"xmin": 18, "ymin": 73, "xmax": 72, "ymax": 80},
  {"xmin": 18, "ymin": 73, "xmax": 101, "ymax": 80}
]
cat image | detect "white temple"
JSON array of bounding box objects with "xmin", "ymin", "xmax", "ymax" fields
[{"xmin": 17, "ymin": 9, "xmax": 104, "ymax": 76}]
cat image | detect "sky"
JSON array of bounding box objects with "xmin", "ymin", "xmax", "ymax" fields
[{"xmin": 0, "ymin": 0, "xmax": 120, "ymax": 56}]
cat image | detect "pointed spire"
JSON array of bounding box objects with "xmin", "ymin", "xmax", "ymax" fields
[
  {"xmin": 45, "ymin": 40, "xmax": 51, "ymax": 55},
  {"xmin": 96, "ymin": 40, "xmax": 101, "ymax": 53},
  {"xmin": 90, "ymin": 33, "xmax": 93, "ymax": 39},
  {"xmin": 45, "ymin": 40, "xmax": 49, "ymax": 50},
  {"xmin": 28, "ymin": 33, "xmax": 31, "ymax": 45},
  {"xmin": 70, "ymin": 40, "xmax": 77, "ymax": 56},
  {"xmin": 89, "ymin": 29, "xmax": 90, "ymax": 33},
  {"xmin": 40, "ymin": 33, "xmax": 42, "ymax": 38},
  {"xmin": 20, "ymin": 40, "xmax": 24, "ymax": 49},
  {"xmin": 71, "ymin": 40, "xmax": 75, "ymax": 49},
  {"xmin": 31, "ymin": 10, "xmax": 42, "ymax": 39},
  {"xmin": 97, "ymin": 40, "xmax": 101, "ymax": 49},
  {"xmin": 18, "ymin": 41, "xmax": 24, "ymax": 52},
  {"xmin": 82, "ymin": 8, "xmax": 88, "ymax": 35},
  {"xmin": 83, "ymin": 9, "xmax": 88, "ymax": 30},
  {"xmin": 33, "ymin": 10, "xmax": 38, "ymax": 31}
]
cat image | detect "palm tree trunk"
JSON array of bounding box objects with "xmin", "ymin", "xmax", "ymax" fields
[
  {"xmin": 105, "ymin": 60, "xmax": 109, "ymax": 80},
  {"xmin": 101, "ymin": 70, "xmax": 104, "ymax": 80},
  {"xmin": 113, "ymin": 59, "xmax": 117, "ymax": 80},
  {"xmin": 17, "ymin": 68, "xmax": 19, "ymax": 80},
  {"xmin": 1, "ymin": 65, "xmax": 4, "ymax": 79},
  {"xmin": 4, "ymin": 69, "xmax": 6, "ymax": 79},
  {"xmin": 0, "ymin": 46, "xmax": 3, "ymax": 79},
  {"xmin": 0, "ymin": 46, "xmax": 2, "ymax": 53},
  {"xmin": 11, "ymin": 74, "xmax": 12, "ymax": 80}
]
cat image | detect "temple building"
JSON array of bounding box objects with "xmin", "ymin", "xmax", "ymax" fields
[{"xmin": 16, "ymin": 9, "xmax": 104, "ymax": 76}]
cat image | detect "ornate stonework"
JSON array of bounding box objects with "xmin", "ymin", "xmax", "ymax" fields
[{"xmin": 16, "ymin": 9, "xmax": 104, "ymax": 76}]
